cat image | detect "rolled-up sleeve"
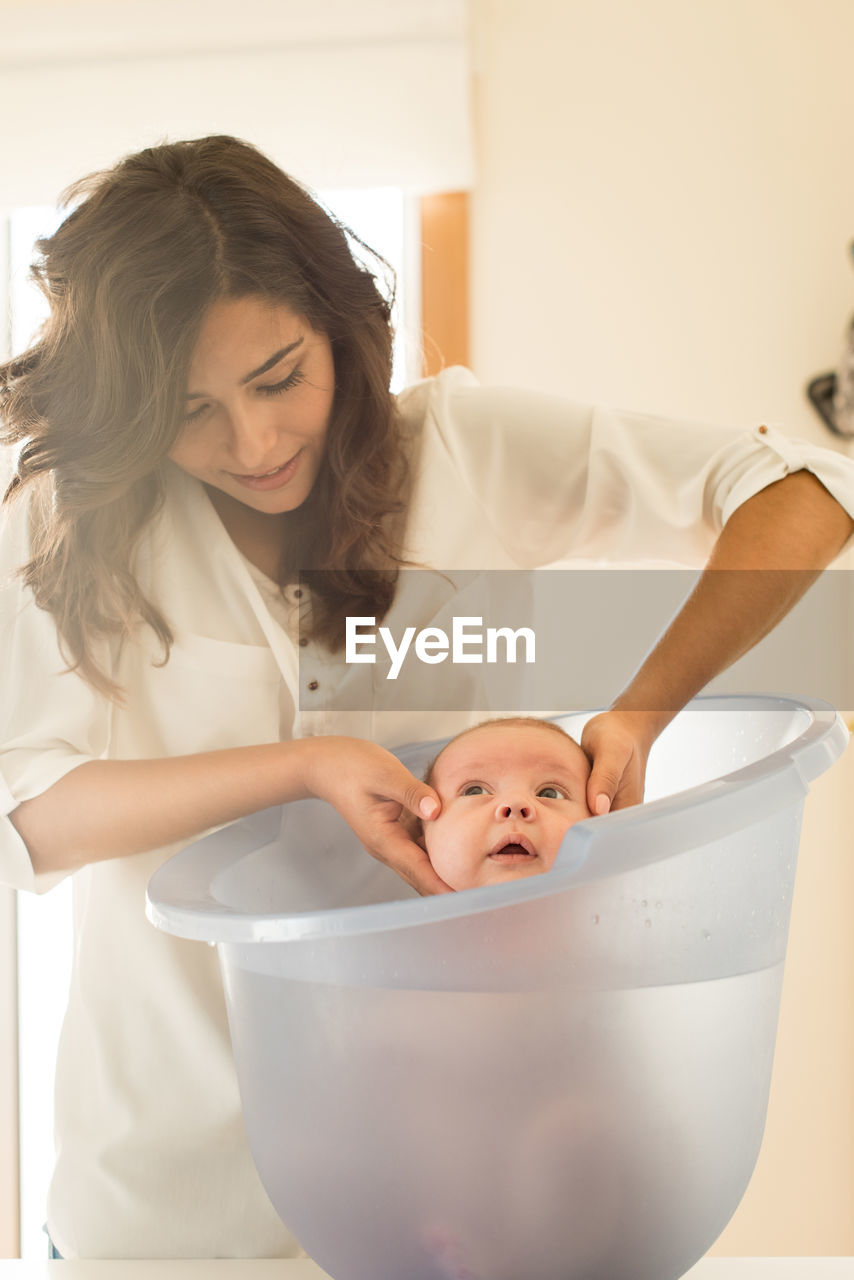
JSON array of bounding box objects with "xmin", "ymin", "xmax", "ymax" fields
[
  {"xmin": 419, "ymin": 371, "xmax": 854, "ymax": 566},
  {"xmin": 0, "ymin": 496, "xmax": 110, "ymax": 893},
  {"xmin": 716, "ymin": 423, "xmax": 854, "ymax": 529}
]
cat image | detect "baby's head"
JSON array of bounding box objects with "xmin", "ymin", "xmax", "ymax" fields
[{"xmin": 421, "ymin": 717, "xmax": 592, "ymax": 891}]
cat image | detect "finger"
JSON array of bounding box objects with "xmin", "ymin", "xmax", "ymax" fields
[
  {"xmin": 371, "ymin": 757, "xmax": 441, "ymax": 821},
  {"xmin": 378, "ymin": 827, "xmax": 454, "ymax": 896},
  {"xmin": 586, "ymin": 762, "xmax": 623, "ymax": 816},
  {"xmin": 609, "ymin": 770, "xmax": 646, "ymax": 812},
  {"xmin": 397, "ymin": 778, "xmax": 441, "ymax": 822}
]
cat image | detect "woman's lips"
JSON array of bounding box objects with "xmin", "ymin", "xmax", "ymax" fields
[{"xmin": 229, "ymin": 449, "xmax": 302, "ymax": 491}]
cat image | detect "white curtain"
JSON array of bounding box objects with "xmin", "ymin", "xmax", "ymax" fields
[{"xmin": 0, "ymin": 0, "xmax": 474, "ymax": 206}]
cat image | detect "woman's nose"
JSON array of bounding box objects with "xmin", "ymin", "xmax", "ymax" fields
[
  {"xmin": 495, "ymin": 797, "xmax": 533, "ymax": 821},
  {"xmin": 227, "ymin": 402, "xmax": 279, "ymax": 469}
]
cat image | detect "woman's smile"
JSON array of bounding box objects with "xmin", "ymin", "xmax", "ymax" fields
[{"xmin": 227, "ymin": 447, "xmax": 304, "ymax": 490}]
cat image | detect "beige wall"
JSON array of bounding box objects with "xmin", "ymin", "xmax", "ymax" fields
[
  {"xmin": 470, "ymin": 0, "xmax": 854, "ymax": 431},
  {"xmin": 470, "ymin": 0, "xmax": 854, "ymax": 1255}
]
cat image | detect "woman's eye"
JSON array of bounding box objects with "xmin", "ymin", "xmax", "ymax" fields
[
  {"xmin": 462, "ymin": 784, "xmax": 487, "ymax": 796},
  {"xmin": 183, "ymin": 402, "xmax": 209, "ymax": 425},
  {"xmin": 537, "ymin": 786, "xmax": 565, "ymax": 799},
  {"xmin": 181, "ymin": 367, "xmax": 307, "ymax": 424},
  {"xmin": 258, "ymin": 367, "xmax": 306, "ymax": 398}
]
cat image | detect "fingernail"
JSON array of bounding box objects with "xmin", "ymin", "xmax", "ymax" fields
[
  {"xmin": 420, "ymin": 796, "xmax": 439, "ymax": 819},
  {"xmin": 595, "ymin": 794, "xmax": 611, "ymax": 816}
]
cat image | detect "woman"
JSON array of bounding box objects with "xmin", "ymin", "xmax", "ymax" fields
[{"xmin": 1, "ymin": 135, "xmax": 852, "ymax": 1260}]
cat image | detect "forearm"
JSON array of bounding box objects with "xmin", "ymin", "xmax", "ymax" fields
[
  {"xmin": 612, "ymin": 470, "xmax": 854, "ymax": 740},
  {"xmin": 11, "ymin": 740, "xmax": 318, "ymax": 876}
]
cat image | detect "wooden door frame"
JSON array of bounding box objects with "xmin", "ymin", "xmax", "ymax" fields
[{"xmin": 420, "ymin": 191, "xmax": 469, "ymax": 377}]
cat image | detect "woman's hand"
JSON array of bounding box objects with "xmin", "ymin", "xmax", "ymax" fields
[
  {"xmin": 578, "ymin": 473, "xmax": 854, "ymax": 820},
  {"xmin": 579, "ymin": 710, "xmax": 659, "ymax": 815},
  {"xmin": 13, "ymin": 735, "xmax": 451, "ymax": 889},
  {"xmin": 298, "ymin": 736, "xmax": 453, "ymax": 896}
]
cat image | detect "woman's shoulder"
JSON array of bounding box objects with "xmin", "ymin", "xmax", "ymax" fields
[
  {"xmin": 394, "ymin": 367, "xmax": 598, "ymax": 457},
  {"xmin": 394, "ymin": 365, "xmax": 481, "ymax": 433}
]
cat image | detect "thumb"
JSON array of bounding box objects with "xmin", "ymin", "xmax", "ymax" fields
[
  {"xmin": 378, "ymin": 824, "xmax": 454, "ymax": 896},
  {"xmin": 398, "ymin": 778, "xmax": 441, "ymax": 822},
  {"xmin": 587, "ymin": 761, "xmax": 622, "ymax": 816}
]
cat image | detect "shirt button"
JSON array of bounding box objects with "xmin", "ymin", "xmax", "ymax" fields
[
  {"xmin": 299, "ymin": 638, "xmax": 309, "ymax": 647},
  {"xmin": 758, "ymin": 424, "xmax": 768, "ymax": 434},
  {"xmin": 308, "ymin": 680, "xmax": 319, "ymax": 691},
  {"xmin": 293, "ymin": 588, "xmax": 303, "ymax": 599}
]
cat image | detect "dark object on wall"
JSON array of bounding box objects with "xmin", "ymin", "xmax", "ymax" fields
[
  {"xmin": 807, "ymin": 246, "xmax": 854, "ymax": 437},
  {"xmin": 807, "ymin": 313, "xmax": 854, "ymax": 437},
  {"xmin": 806, "ymin": 371, "xmax": 852, "ymax": 437}
]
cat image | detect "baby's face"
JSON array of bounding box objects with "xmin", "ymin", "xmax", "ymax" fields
[{"xmin": 424, "ymin": 723, "xmax": 592, "ymax": 890}]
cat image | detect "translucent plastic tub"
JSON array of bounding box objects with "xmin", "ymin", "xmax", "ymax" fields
[{"xmin": 147, "ymin": 695, "xmax": 847, "ymax": 1280}]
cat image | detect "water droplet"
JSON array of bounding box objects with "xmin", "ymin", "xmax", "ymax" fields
[
  {"xmin": 644, "ymin": 919, "xmax": 652, "ymax": 929},
  {"xmin": 655, "ymin": 901, "xmax": 663, "ymax": 909},
  {"xmin": 641, "ymin": 899, "xmax": 648, "ymax": 908},
  {"xmin": 591, "ymin": 913, "xmax": 600, "ymax": 924},
  {"xmin": 702, "ymin": 930, "xmax": 712, "ymax": 942}
]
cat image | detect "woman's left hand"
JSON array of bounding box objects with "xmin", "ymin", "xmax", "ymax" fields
[
  {"xmin": 580, "ymin": 473, "xmax": 854, "ymax": 815},
  {"xmin": 579, "ymin": 710, "xmax": 659, "ymax": 815}
]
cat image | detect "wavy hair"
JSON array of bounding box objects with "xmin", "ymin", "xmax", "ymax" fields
[{"xmin": 0, "ymin": 135, "xmax": 409, "ymax": 696}]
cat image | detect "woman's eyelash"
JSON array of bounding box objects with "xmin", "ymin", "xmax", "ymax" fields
[
  {"xmin": 258, "ymin": 367, "xmax": 306, "ymax": 397},
  {"xmin": 182, "ymin": 367, "xmax": 307, "ymax": 423}
]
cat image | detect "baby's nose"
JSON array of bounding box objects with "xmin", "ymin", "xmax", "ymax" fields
[{"xmin": 495, "ymin": 798, "xmax": 533, "ymax": 821}]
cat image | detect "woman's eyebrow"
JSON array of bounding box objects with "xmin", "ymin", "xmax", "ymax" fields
[
  {"xmin": 186, "ymin": 338, "xmax": 304, "ymax": 398},
  {"xmin": 240, "ymin": 338, "xmax": 304, "ymax": 384}
]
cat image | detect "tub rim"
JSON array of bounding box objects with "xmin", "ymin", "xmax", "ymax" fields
[{"xmin": 145, "ymin": 693, "xmax": 847, "ymax": 945}]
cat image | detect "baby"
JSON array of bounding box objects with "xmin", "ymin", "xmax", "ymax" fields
[{"xmin": 418, "ymin": 716, "xmax": 592, "ymax": 891}]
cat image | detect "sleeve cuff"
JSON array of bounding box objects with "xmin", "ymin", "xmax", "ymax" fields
[
  {"xmin": 0, "ymin": 755, "xmax": 94, "ymax": 895},
  {"xmin": 720, "ymin": 424, "xmax": 854, "ymax": 535}
]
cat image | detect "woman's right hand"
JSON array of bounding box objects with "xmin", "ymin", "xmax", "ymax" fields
[
  {"xmin": 298, "ymin": 736, "xmax": 453, "ymax": 896},
  {"xmin": 13, "ymin": 735, "xmax": 450, "ymax": 890}
]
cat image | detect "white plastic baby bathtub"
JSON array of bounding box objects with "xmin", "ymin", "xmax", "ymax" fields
[{"xmin": 147, "ymin": 694, "xmax": 847, "ymax": 1280}]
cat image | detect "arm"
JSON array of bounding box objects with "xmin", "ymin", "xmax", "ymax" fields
[
  {"xmin": 10, "ymin": 737, "xmax": 449, "ymax": 895},
  {"xmin": 581, "ymin": 471, "xmax": 854, "ymax": 813}
]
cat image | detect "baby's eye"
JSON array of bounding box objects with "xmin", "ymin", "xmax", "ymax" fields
[
  {"xmin": 462, "ymin": 784, "xmax": 488, "ymax": 796},
  {"xmin": 537, "ymin": 785, "xmax": 566, "ymax": 799}
]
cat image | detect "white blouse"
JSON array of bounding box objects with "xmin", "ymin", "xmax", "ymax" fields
[{"xmin": 2, "ymin": 368, "xmax": 853, "ymax": 1259}]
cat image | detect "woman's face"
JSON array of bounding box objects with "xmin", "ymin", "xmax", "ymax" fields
[{"xmin": 170, "ymin": 295, "xmax": 335, "ymax": 516}]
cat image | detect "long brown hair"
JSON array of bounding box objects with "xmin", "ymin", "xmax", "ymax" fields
[{"xmin": 0, "ymin": 136, "xmax": 410, "ymax": 696}]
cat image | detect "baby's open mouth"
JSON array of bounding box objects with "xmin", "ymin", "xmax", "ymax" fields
[{"xmin": 489, "ymin": 835, "xmax": 537, "ymax": 860}]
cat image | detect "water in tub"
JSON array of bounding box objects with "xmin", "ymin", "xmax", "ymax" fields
[
  {"xmin": 177, "ymin": 702, "xmax": 821, "ymax": 1280},
  {"xmin": 227, "ymin": 955, "xmax": 783, "ymax": 1280}
]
